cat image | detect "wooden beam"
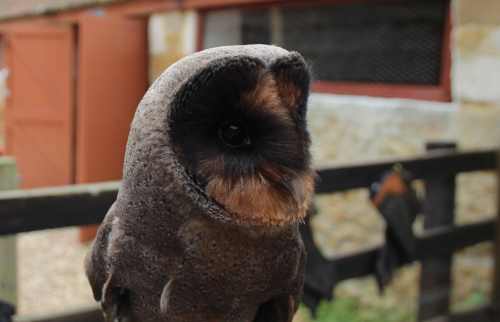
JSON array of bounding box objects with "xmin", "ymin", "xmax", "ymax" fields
[
  {"xmin": 315, "ymin": 149, "xmax": 496, "ymax": 194},
  {"xmin": 0, "ymin": 181, "xmax": 120, "ymax": 236},
  {"xmin": 0, "ymin": 150, "xmax": 497, "ymax": 235},
  {"xmin": 419, "ymin": 143, "xmax": 456, "ymax": 321},
  {"xmin": 422, "ymin": 305, "xmax": 498, "ymax": 322},
  {"xmin": 0, "ymin": 193, "xmax": 493, "ymax": 275},
  {"xmin": 13, "ymin": 304, "xmax": 103, "ymax": 322},
  {"xmin": 0, "ymin": 156, "xmax": 18, "ymax": 307},
  {"xmin": 448, "ymin": 305, "xmax": 498, "ymax": 322},
  {"xmin": 491, "ymin": 150, "xmax": 500, "ymax": 314},
  {"xmin": 330, "ymin": 219, "xmax": 494, "ymax": 282}
]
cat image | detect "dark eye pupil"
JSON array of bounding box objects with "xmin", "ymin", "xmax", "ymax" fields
[
  {"xmin": 225, "ymin": 125, "xmax": 241, "ymax": 141},
  {"xmin": 218, "ymin": 120, "xmax": 249, "ymax": 147}
]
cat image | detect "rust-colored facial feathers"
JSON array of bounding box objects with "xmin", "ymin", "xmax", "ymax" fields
[{"xmin": 170, "ymin": 57, "xmax": 314, "ymax": 226}]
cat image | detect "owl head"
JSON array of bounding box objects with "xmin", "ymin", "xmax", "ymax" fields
[{"xmin": 130, "ymin": 45, "xmax": 315, "ymax": 226}]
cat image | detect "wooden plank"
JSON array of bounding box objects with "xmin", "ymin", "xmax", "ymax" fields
[
  {"xmin": 491, "ymin": 150, "xmax": 500, "ymax": 314},
  {"xmin": 315, "ymin": 149, "xmax": 496, "ymax": 194},
  {"xmin": 76, "ymin": 15, "xmax": 147, "ymax": 243},
  {"xmin": 449, "ymin": 307, "xmax": 494, "ymax": 322},
  {"xmin": 416, "ymin": 222, "xmax": 494, "ymax": 259},
  {"xmin": 419, "ymin": 143, "xmax": 456, "ymax": 321},
  {"xmin": 4, "ymin": 27, "xmax": 75, "ymax": 189},
  {"xmin": 330, "ymin": 219, "xmax": 494, "ymax": 282},
  {"xmin": 449, "ymin": 305, "xmax": 498, "ymax": 322},
  {"xmin": 422, "ymin": 305, "xmax": 498, "ymax": 322},
  {"xmin": 13, "ymin": 304, "xmax": 103, "ymax": 322},
  {"xmin": 0, "ymin": 181, "xmax": 120, "ymax": 236},
  {"xmin": 12, "ymin": 302, "xmax": 495, "ymax": 322},
  {"xmin": 0, "ymin": 149, "xmax": 496, "ymax": 235},
  {"xmin": 0, "ymin": 156, "xmax": 18, "ymax": 308},
  {"xmin": 0, "ymin": 191, "xmax": 493, "ymax": 276}
]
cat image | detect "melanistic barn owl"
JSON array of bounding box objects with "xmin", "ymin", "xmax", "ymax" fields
[{"xmin": 85, "ymin": 45, "xmax": 316, "ymax": 322}]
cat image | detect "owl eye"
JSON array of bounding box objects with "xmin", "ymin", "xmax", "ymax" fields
[{"xmin": 218, "ymin": 120, "xmax": 250, "ymax": 147}]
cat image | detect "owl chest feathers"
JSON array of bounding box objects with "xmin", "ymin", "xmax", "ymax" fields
[{"xmin": 106, "ymin": 206, "xmax": 305, "ymax": 321}]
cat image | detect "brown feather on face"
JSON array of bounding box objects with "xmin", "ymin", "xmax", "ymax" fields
[
  {"xmin": 274, "ymin": 70, "xmax": 303, "ymax": 113},
  {"xmin": 171, "ymin": 59, "xmax": 315, "ymax": 226},
  {"xmin": 205, "ymin": 169, "xmax": 316, "ymax": 226}
]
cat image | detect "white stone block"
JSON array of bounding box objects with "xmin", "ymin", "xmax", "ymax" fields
[
  {"xmin": 306, "ymin": 93, "xmax": 458, "ymax": 162},
  {"xmin": 455, "ymin": 54, "xmax": 500, "ymax": 103},
  {"xmin": 148, "ymin": 10, "xmax": 197, "ymax": 57},
  {"xmin": 203, "ymin": 10, "xmax": 242, "ymax": 49}
]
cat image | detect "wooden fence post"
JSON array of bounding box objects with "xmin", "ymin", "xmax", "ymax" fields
[
  {"xmin": 418, "ymin": 142, "xmax": 457, "ymax": 321},
  {"xmin": 0, "ymin": 156, "xmax": 18, "ymax": 307},
  {"xmin": 491, "ymin": 150, "xmax": 500, "ymax": 317}
]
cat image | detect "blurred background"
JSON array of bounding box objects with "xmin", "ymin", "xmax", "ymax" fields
[{"xmin": 0, "ymin": 0, "xmax": 498, "ymax": 321}]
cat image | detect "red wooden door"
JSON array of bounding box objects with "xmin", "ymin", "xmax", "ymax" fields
[
  {"xmin": 3, "ymin": 27, "xmax": 75, "ymax": 189},
  {"xmin": 77, "ymin": 15, "xmax": 147, "ymax": 242},
  {"xmin": 77, "ymin": 15, "xmax": 148, "ymax": 184}
]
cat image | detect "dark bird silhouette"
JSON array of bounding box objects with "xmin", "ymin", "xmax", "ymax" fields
[
  {"xmin": 0, "ymin": 299, "xmax": 15, "ymax": 322},
  {"xmin": 85, "ymin": 45, "xmax": 316, "ymax": 322},
  {"xmin": 370, "ymin": 167, "xmax": 421, "ymax": 292},
  {"xmin": 299, "ymin": 204, "xmax": 338, "ymax": 316}
]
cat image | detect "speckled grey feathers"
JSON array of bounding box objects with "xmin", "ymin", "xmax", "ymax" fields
[{"xmin": 85, "ymin": 45, "xmax": 314, "ymax": 322}]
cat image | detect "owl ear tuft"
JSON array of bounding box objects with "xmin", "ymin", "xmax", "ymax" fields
[{"xmin": 270, "ymin": 52, "xmax": 312, "ymax": 117}]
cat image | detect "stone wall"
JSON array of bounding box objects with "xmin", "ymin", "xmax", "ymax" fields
[
  {"xmin": 148, "ymin": 10, "xmax": 197, "ymax": 84},
  {"xmin": 453, "ymin": 0, "xmax": 500, "ymax": 148},
  {"xmin": 306, "ymin": 93, "xmax": 497, "ymax": 315},
  {"xmin": 304, "ymin": 0, "xmax": 500, "ymax": 314}
]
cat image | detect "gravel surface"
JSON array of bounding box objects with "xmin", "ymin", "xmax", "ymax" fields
[{"xmin": 17, "ymin": 227, "xmax": 95, "ymax": 317}]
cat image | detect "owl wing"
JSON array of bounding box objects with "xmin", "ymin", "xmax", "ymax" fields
[{"xmin": 85, "ymin": 202, "xmax": 137, "ymax": 322}]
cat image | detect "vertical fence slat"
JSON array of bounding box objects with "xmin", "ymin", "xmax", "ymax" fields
[
  {"xmin": 0, "ymin": 156, "xmax": 18, "ymax": 307},
  {"xmin": 491, "ymin": 151, "xmax": 500, "ymax": 316},
  {"xmin": 418, "ymin": 143, "xmax": 457, "ymax": 321}
]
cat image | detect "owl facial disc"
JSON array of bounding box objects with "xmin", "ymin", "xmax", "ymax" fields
[{"xmin": 170, "ymin": 49, "xmax": 315, "ymax": 226}]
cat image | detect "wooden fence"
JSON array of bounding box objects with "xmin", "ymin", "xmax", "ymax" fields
[{"xmin": 0, "ymin": 148, "xmax": 499, "ymax": 322}]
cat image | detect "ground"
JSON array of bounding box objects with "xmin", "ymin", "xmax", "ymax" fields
[{"xmin": 17, "ymin": 227, "xmax": 95, "ymax": 316}]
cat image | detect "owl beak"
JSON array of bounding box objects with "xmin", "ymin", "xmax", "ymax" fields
[{"xmin": 285, "ymin": 176, "xmax": 307, "ymax": 209}]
